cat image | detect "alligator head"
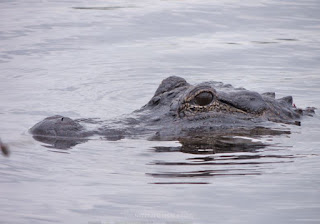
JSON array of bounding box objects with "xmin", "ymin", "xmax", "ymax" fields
[
  {"xmin": 30, "ymin": 76, "xmax": 315, "ymax": 149},
  {"xmin": 135, "ymin": 76, "xmax": 313, "ymax": 139}
]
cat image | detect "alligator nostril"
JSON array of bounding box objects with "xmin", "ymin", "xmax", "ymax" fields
[{"xmin": 61, "ymin": 117, "xmax": 64, "ymax": 121}]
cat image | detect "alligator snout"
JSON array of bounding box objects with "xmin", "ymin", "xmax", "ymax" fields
[{"xmin": 30, "ymin": 115, "xmax": 84, "ymax": 138}]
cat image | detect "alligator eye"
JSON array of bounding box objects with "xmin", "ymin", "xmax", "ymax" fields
[{"xmin": 194, "ymin": 92, "xmax": 213, "ymax": 106}]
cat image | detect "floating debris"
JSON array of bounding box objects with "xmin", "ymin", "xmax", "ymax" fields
[{"xmin": 0, "ymin": 139, "xmax": 10, "ymax": 157}]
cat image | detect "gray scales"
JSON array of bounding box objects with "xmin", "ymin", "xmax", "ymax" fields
[{"xmin": 30, "ymin": 76, "xmax": 315, "ymax": 150}]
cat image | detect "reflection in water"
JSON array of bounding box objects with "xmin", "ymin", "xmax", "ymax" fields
[
  {"xmin": 152, "ymin": 137, "xmax": 267, "ymax": 155},
  {"xmin": 164, "ymin": 127, "xmax": 290, "ymax": 154},
  {"xmin": 32, "ymin": 123, "xmax": 291, "ymax": 150},
  {"xmin": 32, "ymin": 135, "xmax": 88, "ymax": 150},
  {"xmin": 148, "ymin": 135, "xmax": 295, "ymax": 184},
  {"xmin": 179, "ymin": 136, "xmax": 268, "ymax": 154},
  {"xmin": 32, "ymin": 125, "xmax": 296, "ymax": 184}
]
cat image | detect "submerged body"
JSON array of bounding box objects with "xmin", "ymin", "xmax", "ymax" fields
[{"xmin": 30, "ymin": 76, "xmax": 314, "ymax": 149}]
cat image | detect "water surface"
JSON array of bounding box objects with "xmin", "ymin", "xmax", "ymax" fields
[{"xmin": 1, "ymin": 0, "xmax": 320, "ymax": 223}]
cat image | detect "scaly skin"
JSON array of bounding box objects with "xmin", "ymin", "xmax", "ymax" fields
[{"xmin": 29, "ymin": 76, "xmax": 315, "ymax": 149}]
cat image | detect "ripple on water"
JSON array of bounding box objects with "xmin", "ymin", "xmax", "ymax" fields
[{"xmin": 145, "ymin": 134, "xmax": 302, "ymax": 184}]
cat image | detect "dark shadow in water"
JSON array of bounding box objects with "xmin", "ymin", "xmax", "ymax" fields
[
  {"xmin": 32, "ymin": 125, "xmax": 296, "ymax": 184},
  {"xmin": 151, "ymin": 182, "xmax": 210, "ymax": 185},
  {"xmin": 251, "ymin": 41, "xmax": 278, "ymax": 44},
  {"xmin": 154, "ymin": 127, "xmax": 290, "ymax": 155},
  {"xmin": 33, "ymin": 136, "xmax": 88, "ymax": 150},
  {"xmin": 32, "ymin": 125, "xmax": 291, "ymax": 151},
  {"xmin": 148, "ymin": 150, "xmax": 294, "ymax": 184},
  {"xmin": 179, "ymin": 136, "xmax": 267, "ymax": 154},
  {"xmin": 275, "ymin": 38, "xmax": 299, "ymax": 41},
  {"xmin": 149, "ymin": 154, "xmax": 294, "ymax": 166},
  {"xmin": 148, "ymin": 128, "xmax": 294, "ymax": 184},
  {"xmin": 226, "ymin": 38, "xmax": 298, "ymax": 46},
  {"xmin": 72, "ymin": 6, "xmax": 136, "ymax": 10},
  {"xmin": 226, "ymin": 42, "xmax": 242, "ymax": 45},
  {"xmin": 1, "ymin": 138, "xmax": 10, "ymax": 157}
]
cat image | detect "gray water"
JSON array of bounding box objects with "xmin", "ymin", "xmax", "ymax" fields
[{"xmin": 1, "ymin": 0, "xmax": 320, "ymax": 223}]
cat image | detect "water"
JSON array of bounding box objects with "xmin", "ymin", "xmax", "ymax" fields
[{"xmin": 1, "ymin": 0, "xmax": 320, "ymax": 223}]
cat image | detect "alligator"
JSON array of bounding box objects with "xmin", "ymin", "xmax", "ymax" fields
[{"xmin": 30, "ymin": 76, "xmax": 315, "ymax": 149}]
